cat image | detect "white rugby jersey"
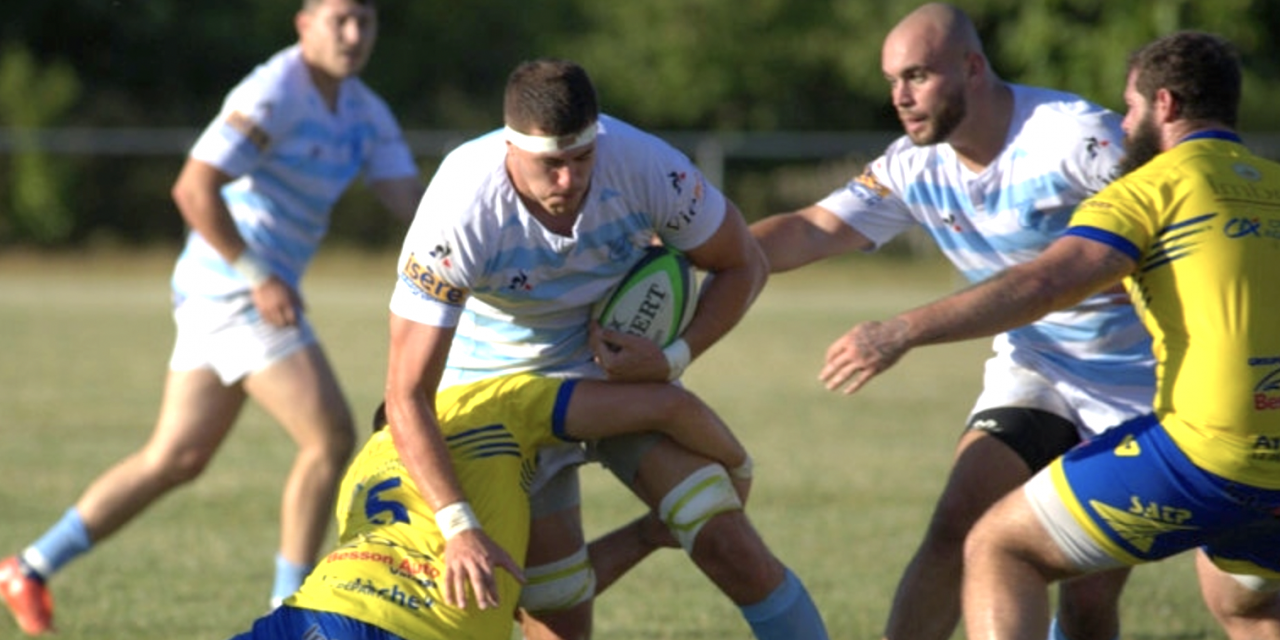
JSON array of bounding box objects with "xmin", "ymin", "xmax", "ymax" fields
[
  {"xmin": 818, "ymin": 84, "xmax": 1155, "ymax": 391},
  {"xmin": 390, "ymin": 115, "xmax": 725, "ymax": 385},
  {"xmin": 172, "ymin": 45, "xmax": 417, "ymax": 301}
]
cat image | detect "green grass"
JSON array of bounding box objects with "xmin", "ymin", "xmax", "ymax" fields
[{"xmin": 0, "ymin": 250, "xmax": 1214, "ymax": 639}]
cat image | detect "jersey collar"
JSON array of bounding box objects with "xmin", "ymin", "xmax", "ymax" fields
[{"xmin": 1179, "ymin": 129, "xmax": 1243, "ymax": 144}]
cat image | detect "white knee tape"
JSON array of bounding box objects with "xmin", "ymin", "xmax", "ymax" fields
[
  {"xmin": 658, "ymin": 464, "xmax": 743, "ymax": 553},
  {"xmin": 1228, "ymin": 571, "xmax": 1280, "ymax": 593},
  {"xmin": 517, "ymin": 547, "xmax": 596, "ymax": 612}
]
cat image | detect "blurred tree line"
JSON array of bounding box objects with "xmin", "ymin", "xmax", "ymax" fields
[{"xmin": 1, "ymin": 0, "xmax": 1278, "ymax": 248}]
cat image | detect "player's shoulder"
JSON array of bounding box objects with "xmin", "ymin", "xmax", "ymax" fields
[
  {"xmin": 875, "ymin": 134, "xmax": 938, "ymax": 180},
  {"xmin": 594, "ymin": 115, "xmax": 702, "ymax": 192},
  {"xmin": 438, "ymin": 130, "xmax": 507, "ymax": 177},
  {"xmin": 338, "ymin": 75, "xmax": 399, "ymax": 124},
  {"xmin": 596, "ymin": 114, "xmax": 683, "ymax": 162},
  {"xmin": 1014, "ymin": 84, "xmax": 1121, "ymax": 137},
  {"xmin": 226, "ymin": 46, "xmax": 307, "ymax": 105},
  {"xmin": 428, "ymin": 132, "xmax": 511, "ymax": 214}
]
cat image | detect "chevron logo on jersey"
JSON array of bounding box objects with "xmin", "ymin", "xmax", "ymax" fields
[{"xmin": 1090, "ymin": 498, "xmax": 1196, "ymax": 552}]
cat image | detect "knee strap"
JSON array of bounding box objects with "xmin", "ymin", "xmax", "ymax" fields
[
  {"xmin": 518, "ymin": 547, "xmax": 596, "ymax": 613},
  {"xmin": 658, "ymin": 464, "xmax": 743, "ymax": 553}
]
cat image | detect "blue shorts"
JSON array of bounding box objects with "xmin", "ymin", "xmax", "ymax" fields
[
  {"xmin": 229, "ymin": 606, "xmax": 404, "ymax": 640},
  {"xmin": 1040, "ymin": 414, "xmax": 1280, "ymax": 577}
]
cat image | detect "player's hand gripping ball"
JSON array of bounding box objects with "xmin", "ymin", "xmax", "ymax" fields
[{"xmin": 593, "ymin": 245, "xmax": 697, "ymax": 347}]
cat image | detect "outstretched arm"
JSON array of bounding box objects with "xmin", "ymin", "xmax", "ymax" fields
[
  {"xmin": 820, "ymin": 235, "xmax": 1136, "ymax": 394},
  {"xmin": 750, "ymin": 204, "xmax": 876, "ymax": 273}
]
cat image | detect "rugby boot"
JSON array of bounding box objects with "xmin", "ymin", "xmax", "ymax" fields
[{"xmin": 0, "ymin": 556, "xmax": 53, "ymax": 635}]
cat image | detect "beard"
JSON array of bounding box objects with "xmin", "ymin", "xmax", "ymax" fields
[
  {"xmin": 1118, "ymin": 113, "xmax": 1162, "ymax": 175},
  {"xmin": 904, "ymin": 83, "xmax": 968, "ymax": 146}
]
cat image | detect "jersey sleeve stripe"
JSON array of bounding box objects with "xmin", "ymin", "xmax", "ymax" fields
[{"xmin": 1065, "ymin": 226, "xmax": 1141, "ymax": 261}]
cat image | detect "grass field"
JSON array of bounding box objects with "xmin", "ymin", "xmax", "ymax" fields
[{"xmin": 0, "ymin": 249, "xmax": 1216, "ymax": 639}]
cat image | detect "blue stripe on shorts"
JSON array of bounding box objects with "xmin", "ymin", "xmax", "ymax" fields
[
  {"xmin": 1057, "ymin": 414, "xmax": 1280, "ymax": 572},
  {"xmin": 228, "ymin": 605, "xmax": 406, "ymax": 640}
]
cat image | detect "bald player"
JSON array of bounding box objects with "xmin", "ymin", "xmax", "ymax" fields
[{"xmin": 750, "ymin": 4, "xmax": 1153, "ymax": 640}]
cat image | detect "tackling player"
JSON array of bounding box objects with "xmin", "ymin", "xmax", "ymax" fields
[{"xmin": 228, "ymin": 375, "xmax": 751, "ymax": 640}]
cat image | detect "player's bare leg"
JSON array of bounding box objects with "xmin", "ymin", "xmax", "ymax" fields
[
  {"xmin": 245, "ymin": 343, "xmax": 354, "ymax": 595},
  {"xmin": 630, "ymin": 438, "xmax": 784, "ymax": 603},
  {"xmin": 884, "ymin": 428, "xmax": 1128, "ymax": 640},
  {"xmin": 1196, "ymin": 549, "xmax": 1280, "ymax": 640},
  {"xmin": 518, "ymin": 505, "xmax": 591, "ymax": 640},
  {"xmin": 76, "ymin": 367, "xmax": 245, "ymax": 540},
  {"xmin": 588, "ymin": 512, "xmax": 673, "ymax": 595},
  {"xmin": 963, "ymin": 490, "xmax": 1080, "ymax": 640},
  {"xmin": 883, "ymin": 430, "xmax": 1031, "ymax": 640},
  {"xmin": 1055, "ymin": 570, "xmax": 1129, "ymax": 640},
  {"xmin": 2, "ymin": 368, "xmax": 244, "ymax": 636}
]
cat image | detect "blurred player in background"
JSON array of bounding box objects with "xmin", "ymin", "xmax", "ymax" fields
[
  {"xmin": 384, "ymin": 58, "xmax": 827, "ymax": 640},
  {"xmin": 816, "ymin": 30, "xmax": 1280, "ymax": 640},
  {"xmin": 750, "ymin": 4, "xmax": 1153, "ymax": 640},
  {"xmin": 0, "ymin": 0, "xmax": 423, "ymax": 635},
  {"xmin": 229, "ymin": 375, "xmax": 751, "ymax": 640}
]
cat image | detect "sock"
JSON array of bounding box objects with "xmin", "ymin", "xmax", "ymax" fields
[
  {"xmin": 20, "ymin": 508, "xmax": 94, "ymax": 580},
  {"xmin": 1049, "ymin": 616, "xmax": 1069, "ymax": 640},
  {"xmin": 270, "ymin": 554, "xmax": 313, "ymax": 607},
  {"xmin": 740, "ymin": 567, "xmax": 829, "ymax": 640}
]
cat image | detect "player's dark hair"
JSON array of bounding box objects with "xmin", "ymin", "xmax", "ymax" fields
[
  {"xmin": 1128, "ymin": 31, "xmax": 1240, "ymax": 127},
  {"xmin": 504, "ymin": 59, "xmax": 599, "ymax": 136},
  {"xmin": 371, "ymin": 401, "xmax": 388, "ymax": 432}
]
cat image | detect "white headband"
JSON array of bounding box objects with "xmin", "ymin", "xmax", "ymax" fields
[{"xmin": 504, "ymin": 122, "xmax": 598, "ymax": 154}]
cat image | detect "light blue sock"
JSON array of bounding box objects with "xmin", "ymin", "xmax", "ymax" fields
[
  {"xmin": 21, "ymin": 507, "xmax": 94, "ymax": 580},
  {"xmin": 1049, "ymin": 616, "xmax": 1070, "ymax": 640},
  {"xmin": 740, "ymin": 567, "xmax": 829, "ymax": 640},
  {"xmin": 271, "ymin": 554, "xmax": 313, "ymax": 605}
]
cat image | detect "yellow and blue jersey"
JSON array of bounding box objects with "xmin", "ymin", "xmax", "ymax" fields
[
  {"xmin": 287, "ymin": 374, "xmax": 578, "ymax": 640},
  {"xmin": 1067, "ymin": 131, "xmax": 1280, "ymax": 488}
]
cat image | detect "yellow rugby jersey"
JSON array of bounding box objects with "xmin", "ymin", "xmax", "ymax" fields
[
  {"xmin": 288, "ymin": 374, "xmax": 575, "ymax": 640},
  {"xmin": 1067, "ymin": 132, "xmax": 1280, "ymax": 488}
]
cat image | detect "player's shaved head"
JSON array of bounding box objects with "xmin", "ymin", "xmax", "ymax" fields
[{"xmin": 885, "ymin": 3, "xmax": 984, "ymax": 62}]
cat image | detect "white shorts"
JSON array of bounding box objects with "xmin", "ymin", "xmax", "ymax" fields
[
  {"xmin": 970, "ymin": 335, "xmax": 1152, "ymax": 440},
  {"xmin": 168, "ymin": 294, "xmax": 316, "ymax": 385}
]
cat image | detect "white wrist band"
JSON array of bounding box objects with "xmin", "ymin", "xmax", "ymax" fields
[
  {"xmin": 663, "ymin": 338, "xmax": 692, "ymax": 381},
  {"xmin": 231, "ymin": 250, "xmax": 272, "ymax": 287},
  {"xmin": 435, "ymin": 501, "xmax": 481, "ymax": 540},
  {"xmin": 730, "ymin": 454, "xmax": 754, "ymax": 480}
]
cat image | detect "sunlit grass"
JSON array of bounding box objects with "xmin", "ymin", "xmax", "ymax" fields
[{"xmin": 0, "ymin": 250, "xmax": 1213, "ymax": 639}]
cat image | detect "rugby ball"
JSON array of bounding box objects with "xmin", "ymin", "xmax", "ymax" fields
[{"xmin": 594, "ymin": 246, "xmax": 697, "ymax": 347}]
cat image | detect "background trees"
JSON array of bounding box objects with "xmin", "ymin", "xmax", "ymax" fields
[{"xmin": 2, "ymin": 0, "xmax": 1277, "ymax": 246}]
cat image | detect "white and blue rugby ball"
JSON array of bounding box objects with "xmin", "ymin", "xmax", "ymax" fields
[{"xmin": 594, "ymin": 245, "xmax": 697, "ymax": 347}]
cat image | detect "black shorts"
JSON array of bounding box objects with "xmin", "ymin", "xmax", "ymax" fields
[{"xmin": 965, "ymin": 407, "xmax": 1082, "ymax": 473}]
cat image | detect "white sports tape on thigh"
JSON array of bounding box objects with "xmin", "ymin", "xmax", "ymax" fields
[
  {"xmin": 1226, "ymin": 570, "xmax": 1280, "ymax": 593},
  {"xmin": 658, "ymin": 464, "xmax": 743, "ymax": 553},
  {"xmin": 517, "ymin": 547, "xmax": 596, "ymax": 613}
]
